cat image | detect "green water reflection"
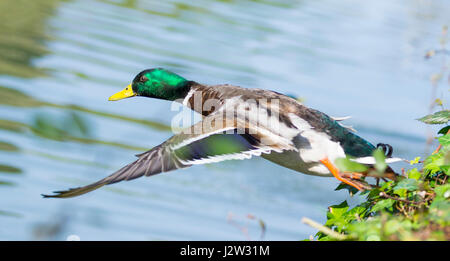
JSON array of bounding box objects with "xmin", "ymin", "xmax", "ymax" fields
[
  {"xmin": 0, "ymin": 0, "xmax": 175, "ymax": 220},
  {"xmin": 0, "ymin": 0, "xmax": 170, "ymax": 161},
  {"xmin": 0, "ymin": 78, "xmax": 169, "ymax": 153},
  {"xmin": 0, "ymin": 0, "xmax": 61, "ymax": 78},
  {"xmin": 0, "ymin": 86, "xmax": 171, "ymax": 131}
]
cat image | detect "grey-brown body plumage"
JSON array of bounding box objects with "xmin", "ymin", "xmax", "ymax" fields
[{"xmin": 44, "ymin": 82, "xmax": 393, "ymax": 198}]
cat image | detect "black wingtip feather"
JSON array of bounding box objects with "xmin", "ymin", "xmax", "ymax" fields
[
  {"xmin": 42, "ymin": 182, "xmax": 106, "ymax": 199},
  {"xmin": 41, "ymin": 144, "xmax": 185, "ymax": 198}
]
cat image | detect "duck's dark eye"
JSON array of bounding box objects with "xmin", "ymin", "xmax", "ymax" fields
[{"xmin": 140, "ymin": 75, "xmax": 148, "ymax": 82}]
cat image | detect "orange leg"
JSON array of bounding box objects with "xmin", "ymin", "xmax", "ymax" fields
[
  {"xmin": 320, "ymin": 158, "xmax": 364, "ymax": 191},
  {"xmin": 433, "ymin": 144, "xmax": 442, "ymax": 154},
  {"xmin": 433, "ymin": 129, "xmax": 450, "ymax": 154},
  {"xmin": 342, "ymin": 172, "xmax": 363, "ymax": 180}
]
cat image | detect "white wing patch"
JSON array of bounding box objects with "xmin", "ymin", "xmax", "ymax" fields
[
  {"xmin": 351, "ymin": 157, "xmax": 405, "ymax": 164},
  {"xmin": 178, "ymin": 147, "xmax": 272, "ymax": 165},
  {"xmin": 331, "ymin": 116, "xmax": 352, "ymax": 121},
  {"xmin": 331, "ymin": 115, "xmax": 356, "ymax": 132},
  {"xmin": 169, "ymin": 126, "xmax": 236, "ymax": 151}
]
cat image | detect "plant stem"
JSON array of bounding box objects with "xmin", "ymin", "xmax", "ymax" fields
[
  {"xmin": 379, "ymin": 192, "xmax": 427, "ymax": 205},
  {"xmin": 301, "ymin": 217, "xmax": 348, "ymax": 240}
]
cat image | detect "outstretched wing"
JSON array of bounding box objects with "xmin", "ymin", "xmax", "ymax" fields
[
  {"xmin": 42, "ymin": 143, "xmax": 183, "ymax": 198},
  {"xmin": 43, "ymin": 113, "xmax": 295, "ymax": 198}
]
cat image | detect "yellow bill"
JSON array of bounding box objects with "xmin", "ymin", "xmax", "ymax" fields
[{"xmin": 108, "ymin": 84, "xmax": 136, "ymax": 101}]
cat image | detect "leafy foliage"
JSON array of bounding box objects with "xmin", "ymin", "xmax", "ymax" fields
[
  {"xmin": 335, "ymin": 157, "xmax": 368, "ymax": 173},
  {"xmin": 311, "ymin": 127, "xmax": 450, "ymax": 241},
  {"xmin": 306, "ymin": 25, "xmax": 450, "ymax": 241},
  {"xmin": 417, "ymin": 110, "xmax": 450, "ymax": 124}
]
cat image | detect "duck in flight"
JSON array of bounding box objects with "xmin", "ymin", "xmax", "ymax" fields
[{"xmin": 43, "ymin": 68, "xmax": 401, "ymax": 198}]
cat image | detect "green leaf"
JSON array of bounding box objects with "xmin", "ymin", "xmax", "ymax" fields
[
  {"xmin": 417, "ymin": 110, "xmax": 450, "ymax": 125},
  {"xmin": 373, "ymin": 149, "xmax": 387, "ymax": 173},
  {"xmin": 317, "ymin": 235, "xmax": 334, "ymax": 241},
  {"xmin": 434, "ymin": 184, "xmax": 450, "ymax": 200},
  {"xmin": 438, "ymin": 125, "xmax": 450, "ymax": 135},
  {"xmin": 424, "ymin": 151, "xmax": 445, "ymax": 175},
  {"xmin": 441, "ymin": 165, "xmax": 450, "ymax": 176},
  {"xmin": 328, "ymin": 201, "xmax": 349, "ymax": 218},
  {"xmin": 326, "ymin": 201, "xmax": 350, "ymax": 232},
  {"xmin": 367, "ymin": 187, "xmax": 382, "ymax": 199},
  {"xmin": 335, "ymin": 157, "xmax": 369, "ymax": 173},
  {"xmin": 380, "ymin": 181, "xmax": 394, "ymax": 190},
  {"xmin": 394, "ymin": 188, "xmax": 407, "ymax": 198},
  {"xmin": 438, "ymin": 134, "xmax": 450, "ymax": 147},
  {"xmin": 394, "ymin": 178, "xmax": 419, "ymax": 192},
  {"xmin": 409, "ymin": 157, "xmax": 421, "ymax": 165},
  {"xmin": 424, "ymin": 162, "xmax": 442, "ymax": 175},
  {"xmin": 407, "ymin": 168, "xmax": 422, "ymax": 180},
  {"xmin": 335, "ymin": 183, "xmax": 359, "ymax": 195},
  {"xmin": 371, "ymin": 199, "xmax": 395, "ymax": 212},
  {"xmin": 346, "ymin": 205, "xmax": 369, "ymax": 221}
]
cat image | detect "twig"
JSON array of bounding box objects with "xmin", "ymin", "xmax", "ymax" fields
[
  {"xmin": 396, "ymin": 203, "xmax": 411, "ymax": 219},
  {"xmin": 379, "ymin": 192, "xmax": 427, "ymax": 205},
  {"xmin": 301, "ymin": 217, "xmax": 348, "ymax": 240}
]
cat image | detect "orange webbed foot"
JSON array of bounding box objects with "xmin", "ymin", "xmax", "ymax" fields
[{"xmin": 320, "ymin": 158, "xmax": 366, "ymax": 191}]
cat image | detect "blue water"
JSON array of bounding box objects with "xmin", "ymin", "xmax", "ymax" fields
[{"xmin": 0, "ymin": 0, "xmax": 448, "ymax": 240}]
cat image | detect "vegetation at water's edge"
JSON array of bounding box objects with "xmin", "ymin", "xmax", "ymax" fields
[
  {"xmin": 311, "ymin": 123, "xmax": 449, "ymax": 241},
  {"xmin": 304, "ymin": 26, "xmax": 450, "ymax": 241}
]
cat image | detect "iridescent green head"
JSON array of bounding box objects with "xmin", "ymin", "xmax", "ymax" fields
[{"xmin": 109, "ymin": 68, "xmax": 191, "ymax": 101}]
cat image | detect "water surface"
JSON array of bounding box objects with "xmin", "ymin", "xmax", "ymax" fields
[{"xmin": 0, "ymin": 0, "xmax": 449, "ymax": 240}]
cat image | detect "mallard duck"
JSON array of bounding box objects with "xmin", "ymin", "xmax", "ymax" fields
[{"xmin": 43, "ymin": 68, "xmax": 401, "ymax": 198}]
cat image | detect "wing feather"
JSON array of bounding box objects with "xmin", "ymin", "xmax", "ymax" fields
[{"xmin": 43, "ymin": 113, "xmax": 294, "ymax": 198}]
